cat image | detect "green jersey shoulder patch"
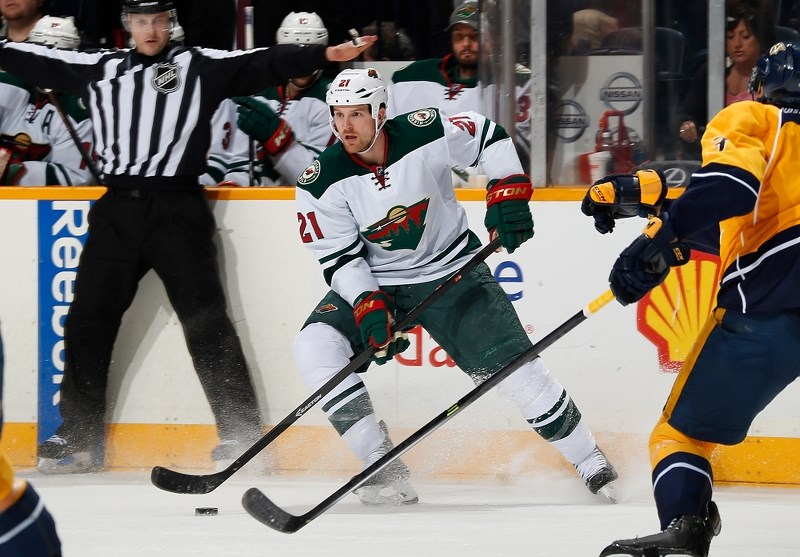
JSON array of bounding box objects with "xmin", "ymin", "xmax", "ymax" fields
[
  {"xmin": 407, "ymin": 108, "xmax": 437, "ymax": 127},
  {"xmin": 297, "ymin": 144, "xmax": 371, "ymax": 199},
  {"xmin": 297, "ymin": 159, "xmax": 321, "ymax": 186},
  {"xmin": 384, "ymin": 109, "xmax": 444, "ymax": 166}
]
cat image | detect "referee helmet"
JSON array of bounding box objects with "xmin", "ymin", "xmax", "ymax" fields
[{"xmin": 122, "ymin": 0, "xmax": 175, "ymax": 14}]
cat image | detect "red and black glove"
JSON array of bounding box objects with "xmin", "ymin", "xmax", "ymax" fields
[
  {"xmin": 1, "ymin": 163, "xmax": 26, "ymax": 185},
  {"xmin": 353, "ymin": 290, "xmax": 410, "ymax": 365},
  {"xmin": 484, "ymin": 174, "xmax": 534, "ymax": 253},
  {"xmin": 0, "ymin": 145, "xmax": 24, "ymax": 185}
]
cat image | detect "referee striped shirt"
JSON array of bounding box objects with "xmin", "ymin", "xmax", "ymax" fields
[{"xmin": 0, "ymin": 41, "xmax": 328, "ymax": 184}]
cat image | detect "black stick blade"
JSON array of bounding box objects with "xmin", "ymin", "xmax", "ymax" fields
[
  {"xmin": 150, "ymin": 466, "xmax": 229, "ymax": 495},
  {"xmin": 242, "ymin": 488, "xmax": 306, "ymax": 534}
]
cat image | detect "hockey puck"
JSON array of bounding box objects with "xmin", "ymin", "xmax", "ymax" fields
[{"xmin": 195, "ymin": 507, "xmax": 218, "ymax": 516}]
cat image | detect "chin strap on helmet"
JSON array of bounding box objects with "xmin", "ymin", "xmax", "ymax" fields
[{"xmin": 326, "ymin": 68, "xmax": 388, "ymax": 151}]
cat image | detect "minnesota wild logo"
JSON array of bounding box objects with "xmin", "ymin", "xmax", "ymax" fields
[
  {"xmin": 298, "ymin": 160, "xmax": 321, "ymax": 185},
  {"xmin": 408, "ymin": 108, "xmax": 437, "ymax": 127},
  {"xmin": 455, "ymin": 3, "xmax": 478, "ymax": 18},
  {"xmin": 363, "ymin": 198, "xmax": 429, "ymax": 250}
]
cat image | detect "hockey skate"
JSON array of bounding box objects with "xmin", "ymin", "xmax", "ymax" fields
[
  {"xmin": 575, "ymin": 446, "xmax": 618, "ymax": 502},
  {"xmin": 353, "ymin": 421, "xmax": 419, "ymax": 506},
  {"xmin": 38, "ymin": 435, "xmax": 96, "ymax": 474},
  {"xmin": 599, "ymin": 501, "xmax": 721, "ymax": 557}
]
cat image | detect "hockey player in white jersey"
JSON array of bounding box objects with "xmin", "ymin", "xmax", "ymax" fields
[
  {"xmin": 293, "ymin": 68, "xmax": 617, "ymax": 506},
  {"xmin": 0, "ymin": 15, "xmax": 95, "ymax": 186},
  {"xmin": 201, "ymin": 11, "xmax": 334, "ymax": 186}
]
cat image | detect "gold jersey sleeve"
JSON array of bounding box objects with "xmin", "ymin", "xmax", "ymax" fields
[
  {"xmin": 700, "ymin": 100, "xmax": 775, "ymax": 182},
  {"xmin": 699, "ymin": 100, "xmax": 800, "ymax": 311}
]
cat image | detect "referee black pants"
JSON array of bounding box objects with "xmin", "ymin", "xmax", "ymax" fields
[{"xmin": 56, "ymin": 188, "xmax": 263, "ymax": 450}]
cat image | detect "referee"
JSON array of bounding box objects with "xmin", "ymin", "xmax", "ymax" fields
[{"xmin": 0, "ymin": 0, "xmax": 375, "ymax": 473}]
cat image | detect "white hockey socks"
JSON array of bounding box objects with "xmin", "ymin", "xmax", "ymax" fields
[{"xmin": 497, "ymin": 357, "xmax": 597, "ymax": 466}]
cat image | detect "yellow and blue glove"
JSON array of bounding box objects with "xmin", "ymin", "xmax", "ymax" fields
[
  {"xmin": 581, "ymin": 169, "xmax": 667, "ymax": 234},
  {"xmin": 610, "ymin": 214, "xmax": 690, "ymax": 305}
]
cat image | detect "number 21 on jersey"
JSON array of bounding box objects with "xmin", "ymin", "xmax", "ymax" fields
[{"xmin": 298, "ymin": 211, "xmax": 324, "ymax": 243}]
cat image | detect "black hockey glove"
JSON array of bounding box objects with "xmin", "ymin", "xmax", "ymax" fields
[
  {"xmin": 581, "ymin": 169, "xmax": 667, "ymax": 234},
  {"xmin": 484, "ymin": 174, "xmax": 534, "ymax": 254},
  {"xmin": 610, "ymin": 214, "xmax": 690, "ymax": 306},
  {"xmin": 232, "ymin": 96, "xmax": 294, "ymax": 156}
]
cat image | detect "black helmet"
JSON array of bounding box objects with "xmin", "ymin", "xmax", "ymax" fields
[
  {"xmin": 749, "ymin": 42, "xmax": 800, "ymax": 108},
  {"xmin": 121, "ymin": 0, "xmax": 177, "ymax": 35},
  {"xmin": 122, "ymin": 0, "xmax": 175, "ymax": 14}
]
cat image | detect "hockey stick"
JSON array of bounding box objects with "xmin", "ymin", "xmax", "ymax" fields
[
  {"xmin": 242, "ymin": 288, "xmax": 616, "ymax": 533},
  {"xmin": 44, "ymin": 89, "xmax": 103, "ymax": 185},
  {"xmin": 244, "ymin": 6, "xmax": 258, "ymax": 186},
  {"xmin": 151, "ymin": 236, "xmax": 503, "ymax": 494}
]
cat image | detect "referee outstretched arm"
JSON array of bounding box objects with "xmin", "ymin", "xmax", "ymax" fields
[{"xmin": 0, "ymin": 11, "xmax": 374, "ymax": 180}]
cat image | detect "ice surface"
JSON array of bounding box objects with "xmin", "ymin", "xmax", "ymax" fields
[{"xmin": 19, "ymin": 467, "xmax": 799, "ymax": 556}]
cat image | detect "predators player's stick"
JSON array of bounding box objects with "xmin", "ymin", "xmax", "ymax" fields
[
  {"xmin": 242, "ymin": 289, "xmax": 616, "ymax": 533},
  {"xmin": 151, "ymin": 236, "xmax": 502, "ymax": 494}
]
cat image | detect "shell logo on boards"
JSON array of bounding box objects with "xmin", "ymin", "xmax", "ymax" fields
[{"xmin": 637, "ymin": 251, "xmax": 721, "ymax": 372}]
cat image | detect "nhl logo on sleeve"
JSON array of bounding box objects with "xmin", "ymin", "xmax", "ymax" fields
[
  {"xmin": 408, "ymin": 108, "xmax": 437, "ymax": 127},
  {"xmin": 152, "ymin": 62, "xmax": 182, "ymax": 93}
]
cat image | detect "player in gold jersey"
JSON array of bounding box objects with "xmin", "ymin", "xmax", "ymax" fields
[
  {"xmin": 582, "ymin": 41, "xmax": 800, "ymax": 557},
  {"xmin": 0, "ymin": 328, "xmax": 61, "ymax": 555}
]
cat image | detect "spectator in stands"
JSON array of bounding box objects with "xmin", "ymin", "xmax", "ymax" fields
[
  {"xmin": 360, "ymin": 20, "xmax": 415, "ymax": 61},
  {"xmin": 778, "ymin": 0, "xmax": 800, "ymax": 32},
  {"xmin": 570, "ymin": 8, "xmax": 620, "ymax": 54},
  {"xmin": 252, "ymin": 0, "xmax": 451, "ymax": 59},
  {"xmin": 388, "ymin": 0, "xmax": 531, "ymax": 184},
  {"xmin": 0, "ymin": 0, "xmax": 45, "ymax": 41},
  {"xmin": 172, "ymin": 0, "xmax": 234, "ymax": 49},
  {"xmin": 677, "ymin": 0, "xmax": 774, "ymax": 159}
]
